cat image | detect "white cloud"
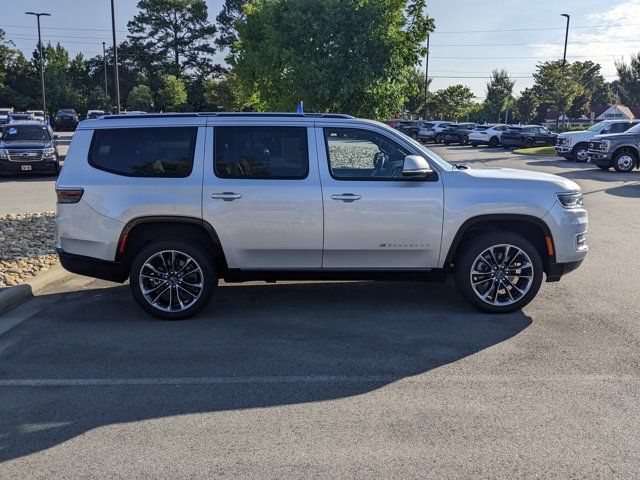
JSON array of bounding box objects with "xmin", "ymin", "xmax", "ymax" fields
[{"xmin": 533, "ymin": 0, "xmax": 640, "ymax": 76}]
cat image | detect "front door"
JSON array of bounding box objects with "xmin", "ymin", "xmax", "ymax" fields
[
  {"xmin": 317, "ymin": 126, "xmax": 444, "ymax": 269},
  {"xmin": 202, "ymin": 122, "xmax": 323, "ymax": 269}
]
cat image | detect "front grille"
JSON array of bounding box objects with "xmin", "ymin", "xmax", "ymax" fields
[{"xmin": 7, "ymin": 150, "xmax": 44, "ymax": 162}]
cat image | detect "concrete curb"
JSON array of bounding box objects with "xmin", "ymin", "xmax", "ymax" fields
[{"xmin": 0, "ymin": 265, "xmax": 70, "ymax": 314}]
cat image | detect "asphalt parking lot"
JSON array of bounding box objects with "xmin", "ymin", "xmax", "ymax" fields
[{"xmin": 1, "ymin": 144, "xmax": 640, "ymax": 478}]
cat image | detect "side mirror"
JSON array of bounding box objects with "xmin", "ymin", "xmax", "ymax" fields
[{"xmin": 402, "ymin": 155, "xmax": 433, "ymax": 178}]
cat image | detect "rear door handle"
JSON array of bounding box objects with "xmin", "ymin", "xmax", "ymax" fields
[
  {"xmin": 331, "ymin": 193, "xmax": 361, "ymax": 202},
  {"xmin": 212, "ymin": 192, "xmax": 242, "ymax": 201}
]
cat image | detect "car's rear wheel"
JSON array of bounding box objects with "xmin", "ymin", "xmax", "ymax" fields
[
  {"xmin": 489, "ymin": 137, "xmax": 499, "ymax": 148},
  {"xmin": 470, "ymin": 142, "xmax": 478, "ymax": 147},
  {"xmin": 130, "ymin": 240, "xmax": 217, "ymax": 320},
  {"xmin": 612, "ymin": 151, "xmax": 636, "ymax": 173},
  {"xmin": 455, "ymin": 231, "xmax": 543, "ymax": 313},
  {"xmin": 434, "ymin": 133, "xmax": 443, "ymax": 143},
  {"xmin": 523, "ymin": 138, "xmax": 534, "ymax": 148}
]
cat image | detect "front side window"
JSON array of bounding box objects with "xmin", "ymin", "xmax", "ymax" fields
[
  {"xmin": 215, "ymin": 126, "xmax": 308, "ymax": 179},
  {"xmin": 324, "ymin": 128, "xmax": 411, "ymax": 180},
  {"xmin": 89, "ymin": 127, "xmax": 197, "ymax": 177}
]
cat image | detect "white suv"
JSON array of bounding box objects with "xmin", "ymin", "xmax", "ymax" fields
[{"xmin": 56, "ymin": 113, "xmax": 588, "ymax": 320}]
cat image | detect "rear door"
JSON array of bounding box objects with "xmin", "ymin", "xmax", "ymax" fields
[
  {"xmin": 317, "ymin": 124, "xmax": 444, "ymax": 269},
  {"xmin": 202, "ymin": 120, "xmax": 323, "ymax": 269}
]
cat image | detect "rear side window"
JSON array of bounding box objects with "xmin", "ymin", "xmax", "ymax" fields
[
  {"xmin": 89, "ymin": 127, "xmax": 197, "ymax": 177},
  {"xmin": 214, "ymin": 126, "xmax": 308, "ymax": 179}
]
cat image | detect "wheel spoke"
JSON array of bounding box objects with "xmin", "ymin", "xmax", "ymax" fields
[
  {"xmin": 177, "ymin": 284, "xmax": 197, "ymax": 298},
  {"xmin": 151, "ymin": 286, "xmax": 170, "ymax": 305},
  {"xmin": 176, "ymin": 258, "xmax": 192, "ymax": 275},
  {"xmin": 142, "ymin": 281, "xmax": 168, "ymax": 296},
  {"xmin": 143, "ymin": 263, "xmax": 164, "ymax": 276},
  {"xmin": 175, "ymin": 286, "xmax": 185, "ymax": 309}
]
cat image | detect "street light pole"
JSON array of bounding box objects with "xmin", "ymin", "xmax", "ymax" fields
[
  {"xmin": 561, "ymin": 14, "xmax": 570, "ymax": 69},
  {"xmin": 424, "ymin": 35, "xmax": 430, "ymax": 120},
  {"xmin": 110, "ymin": 0, "xmax": 121, "ymax": 113},
  {"xmin": 559, "ymin": 13, "xmax": 570, "ymax": 131},
  {"xmin": 102, "ymin": 42, "xmax": 108, "ymax": 101},
  {"xmin": 25, "ymin": 12, "xmax": 51, "ymax": 114}
]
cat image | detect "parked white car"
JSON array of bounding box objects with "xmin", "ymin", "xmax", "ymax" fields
[
  {"xmin": 26, "ymin": 110, "xmax": 46, "ymax": 123},
  {"xmin": 417, "ymin": 121, "xmax": 456, "ymax": 143},
  {"xmin": 468, "ymin": 124, "xmax": 510, "ymax": 148},
  {"xmin": 556, "ymin": 120, "xmax": 639, "ymax": 162},
  {"xmin": 56, "ymin": 113, "xmax": 588, "ymax": 320},
  {"xmin": 0, "ymin": 107, "xmax": 14, "ymax": 127}
]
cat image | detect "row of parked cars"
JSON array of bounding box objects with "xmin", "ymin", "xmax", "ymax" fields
[
  {"xmin": 395, "ymin": 120, "xmax": 558, "ymax": 149},
  {"xmin": 395, "ymin": 119, "xmax": 640, "ymax": 173},
  {"xmin": 0, "ymin": 108, "xmax": 108, "ymax": 132}
]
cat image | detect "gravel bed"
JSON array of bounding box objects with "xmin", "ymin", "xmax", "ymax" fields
[{"xmin": 0, "ymin": 212, "xmax": 57, "ymax": 288}]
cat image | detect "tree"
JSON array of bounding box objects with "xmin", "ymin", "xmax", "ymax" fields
[
  {"xmin": 232, "ymin": 0, "xmax": 433, "ymax": 120},
  {"xmin": 483, "ymin": 69, "xmax": 515, "ymax": 123},
  {"xmin": 128, "ymin": 0, "xmax": 218, "ymax": 77},
  {"xmin": 215, "ymin": 0, "xmax": 249, "ymax": 51},
  {"xmin": 515, "ymin": 88, "xmax": 540, "ymax": 124},
  {"xmin": 615, "ymin": 53, "xmax": 640, "ymax": 106},
  {"xmin": 433, "ymin": 85, "xmax": 475, "ymax": 121},
  {"xmin": 533, "ymin": 60, "xmax": 583, "ymax": 128},
  {"xmin": 202, "ymin": 74, "xmax": 252, "ymax": 111},
  {"xmin": 127, "ymin": 84, "xmax": 155, "ymax": 111},
  {"xmin": 402, "ymin": 69, "xmax": 432, "ymax": 119},
  {"xmin": 156, "ymin": 74, "xmax": 187, "ymax": 111}
]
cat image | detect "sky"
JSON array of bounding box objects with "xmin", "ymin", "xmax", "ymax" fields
[{"xmin": 1, "ymin": 0, "xmax": 639, "ymax": 100}]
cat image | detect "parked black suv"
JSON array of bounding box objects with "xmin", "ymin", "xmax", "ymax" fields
[
  {"xmin": 396, "ymin": 120, "xmax": 424, "ymax": 140},
  {"xmin": 443, "ymin": 123, "xmax": 477, "ymax": 145},
  {"xmin": 52, "ymin": 109, "xmax": 79, "ymax": 131},
  {"xmin": 0, "ymin": 121, "xmax": 60, "ymax": 175},
  {"xmin": 501, "ymin": 125, "xmax": 557, "ymax": 149},
  {"xmin": 588, "ymin": 123, "xmax": 640, "ymax": 172}
]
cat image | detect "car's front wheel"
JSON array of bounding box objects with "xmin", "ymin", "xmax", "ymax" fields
[
  {"xmin": 130, "ymin": 240, "xmax": 217, "ymax": 320},
  {"xmin": 455, "ymin": 231, "xmax": 543, "ymax": 313},
  {"xmin": 612, "ymin": 151, "xmax": 636, "ymax": 173},
  {"xmin": 571, "ymin": 143, "xmax": 589, "ymax": 162}
]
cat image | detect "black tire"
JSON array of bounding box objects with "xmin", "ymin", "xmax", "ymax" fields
[
  {"xmin": 612, "ymin": 150, "xmax": 637, "ymax": 173},
  {"xmin": 130, "ymin": 240, "xmax": 217, "ymax": 320},
  {"xmin": 523, "ymin": 138, "xmax": 534, "ymax": 148},
  {"xmin": 434, "ymin": 133, "xmax": 443, "ymax": 144},
  {"xmin": 461, "ymin": 134, "xmax": 469, "ymax": 145},
  {"xmin": 571, "ymin": 142, "xmax": 589, "ymax": 163},
  {"xmin": 454, "ymin": 231, "xmax": 544, "ymax": 314},
  {"xmin": 470, "ymin": 142, "xmax": 478, "ymax": 147},
  {"xmin": 488, "ymin": 137, "xmax": 499, "ymax": 148}
]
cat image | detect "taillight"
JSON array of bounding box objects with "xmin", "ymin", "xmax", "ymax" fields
[{"xmin": 56, "ymin": 188, "xmax": 84, "ymax": 204}]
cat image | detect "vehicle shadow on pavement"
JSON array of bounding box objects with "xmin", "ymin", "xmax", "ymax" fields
[
  {"xmin": 0, "ymin": 280, "xmax": 531, "ymax": 462},
  {"xmin": 525, "ymin": 160, "xmax": 640, "ymax": 182}
]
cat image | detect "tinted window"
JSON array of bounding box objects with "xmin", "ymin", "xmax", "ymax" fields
[
  {"xmin": 215, "ymin": 126, "xmax": 308, "ymax": 179},
  {"xmin": 611, "ymin": 122, "xmax": 631, "ymax": 133},
  {"xmin": 324, "ymin": 128, "xmax": 411, "ymax": 180},
  {"xmin": 90, "ymin": 127, "xmax": 197, "ymax": 177}
]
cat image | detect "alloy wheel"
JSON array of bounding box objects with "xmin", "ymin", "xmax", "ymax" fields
[
  {"xmin": 469, "ymin": 244, "xmax": 534, "ymax": 306},
  {"xmin": 617, "ymin": 155, "xmax": 634, "ymax": 171},
  {"xmin": 139, "ymin": 250, "xmax": 204, "ymax": 313}
]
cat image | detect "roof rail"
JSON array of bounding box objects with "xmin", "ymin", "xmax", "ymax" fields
[{"xmin": 99, "ymin": 112, "xmax": 355, "ymax": 120}]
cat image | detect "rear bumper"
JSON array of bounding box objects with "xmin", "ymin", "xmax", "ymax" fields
[{"xmin": 57, "ymin": 248, "xmax": 128, "ymax": 283}]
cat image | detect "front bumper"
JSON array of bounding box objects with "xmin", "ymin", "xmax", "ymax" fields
[
  {"xmin": 587, "ymin": 150, "xmax": 612, "ymax": 166},
  {"xmin": 555, "ymin": 145, "xmax": 572, "ymax": 155},
  {"xmin": 57, "ymin": 248, "xmax": 128, "ymax": 283},
  {"xmin": 0, "ymin": 158, "xmax": 58, "ymax": 175},
  {"xmin": 546, "ymin": 260, "xmax": 584, "ymax": 282}
]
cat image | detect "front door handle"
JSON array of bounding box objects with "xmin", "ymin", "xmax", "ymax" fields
[
  {"xmin": 331, "ymin": 193, "xmax": 361, "ymax": 202},
  {"xmin": 212, "ymin": 192, "xmax": 242, "ymax": 201}
]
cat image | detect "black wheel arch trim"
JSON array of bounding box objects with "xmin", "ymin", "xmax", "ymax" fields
[
  {"xmin": 116, "ymin": 215, "xmax": 229, "ymax": 272},
  {"xmin": 444, "ymin": 214, "xmax": 555, "ymax": 266}
]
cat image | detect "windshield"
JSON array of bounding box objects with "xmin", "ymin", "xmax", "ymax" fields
[
  {"xmin": 586, "ymin": 121, "xmax": 610, "ymax": 132},
  {"xmin": 421, "ymin": 123, "xmax": 435, "ymax": 129},
  {"xmin": 0, "ymin": 109, "xmax": 12, "ymax": 115},
  {"xmin": 626, "ymin": 123, "xmax": 640, "ymax": 134},
  {"xmin": 1, "ymin": 125, "xmax": 51, "ymax": 142},
  {"xmin": 57, "ymin": 109, "xmax": 76, "ymax": 115}
]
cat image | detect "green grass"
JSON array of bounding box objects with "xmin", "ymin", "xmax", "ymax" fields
[{"xmin": 512, "ymin": 146, "xmax": 556, "ymax": 156}]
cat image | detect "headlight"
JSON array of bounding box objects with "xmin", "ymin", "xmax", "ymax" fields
[
  {"xmin": 0, "ymin": 148, "xmax": 8, "ymax": 159},
  {"xmin": 43, "ymin": 147, "xmax": 55, "ymax": 158},
  {"xmin": 557, "ymin": 192, "xmax": 584, "ymax": 209},
  {"xmin": 558, "ymin": 137, "xmax": 571, "ymax": 146},
  {"xmin": 597, "ymin": 140, "xmax": 610, "ymax": 152}
]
